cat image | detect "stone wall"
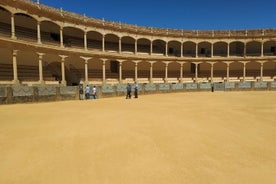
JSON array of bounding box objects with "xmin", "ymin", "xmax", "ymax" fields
[{"xmin": 0, "ymin": 82, "xmax": 275, "ymax": 104}]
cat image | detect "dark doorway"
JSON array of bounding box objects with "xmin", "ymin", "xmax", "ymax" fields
[{"xmin": 110, "ymin": 60, "xmax": 118, "ymax": 73}]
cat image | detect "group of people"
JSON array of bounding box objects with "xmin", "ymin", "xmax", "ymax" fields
[
  {"xmin": 126, "ymin": 82, "xmax": 138, "ymax": 99},
  {"xmin": 79, "ymin": 84, "xmax": 97, "ymax": 100},
  {"xmin": 79, "ymin": 82, "xmax": 139, "ymax": 100}
]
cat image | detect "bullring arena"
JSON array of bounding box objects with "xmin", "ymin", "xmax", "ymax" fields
[{"xmin": 0, "ymin": 0, "xmax": 276, "ymax": 183}]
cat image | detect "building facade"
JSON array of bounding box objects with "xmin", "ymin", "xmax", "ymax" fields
[{"xmin": 0, "ymin": 0, "xmax": 275, "ymax": 86}]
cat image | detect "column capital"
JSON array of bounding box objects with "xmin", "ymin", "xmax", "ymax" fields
[
  {"xmin": 162, "ymin": 61, "xmax": 171, "ymax": 65},
  {"xmin": 192, "ymin": 61, "xmax": 202, "ymax": 65},
  {"xmin": 132, "ymin": 60, "xmax": 142, "ymax": 64},
  {"xmin": 37, "ymin": 52, "xmax": 45, "ymax": 57},
  {"xmin": 255, "ymin": 60, "xmax": 267, "ymax": 64},
  {"xmin": 12, "ymin": 50, "xmax": 18, "ymax": 56},
  {"xmin": 117, "ymin": 59, "xmax": 125, "ymax": 63},
  {"xmin": 177, "ymin": 61, "xmax": 186, "ymax": 65},
  {"xmin": 148, "ymin": 61, "xmax": 157, "ymax": 65},
  {"xmin": 59, "ymin": 55, "xmax": 68, "ymax": 60},
  {"xmin": 99, "ymin": 58, "xmax": 108, "ymax": 62},
  {"xmin": 80, "ymin": 56, "xmax": 92, "ymax": 61},
  {"xmin": 223, "ymin": 61, "xmax": 233, "ymax": 65},
  {"xmin": 207, "ymin": 61, "xmax": 216, "ymax": 65},
  {"xmin": 239, "ymin": 61, "xmax": 250, "ymax": 65}
]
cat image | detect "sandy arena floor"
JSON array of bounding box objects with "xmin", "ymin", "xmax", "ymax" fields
[{"xmin": 0, "ymin": 91, "xmax": 276, "ymax": 184}]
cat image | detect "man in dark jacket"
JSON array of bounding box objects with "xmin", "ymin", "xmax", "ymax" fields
[{"xmin": 126, "ymin": 83, "xmax": 131, "ymax": 99}]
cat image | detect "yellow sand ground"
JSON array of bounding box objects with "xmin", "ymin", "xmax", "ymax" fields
[{"xmin": 0, "ymin": 91, "xmax": 276, "ymax": 184}]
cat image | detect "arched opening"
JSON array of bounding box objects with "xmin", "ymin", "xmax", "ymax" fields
[
  {"xmin": 183, "ymin": 41, "xmax": 196, "ymax": 57},
  {"xmin": 213, "ymin": 42, "xmax": 228, "ymax": 57},
  {"xmin": 230, "ymin": 41, "xmax": 244, "ymax": 56},
  {"xmin": 87, "ymin": 31, "xmax": 102, "ymax": 50},
  {"xmin": 246, "ymin": 41, "xmax": 261, "ymax": 56},
  {"xmin": 264, "ymin": 40, "xmax": 276, "ymax": 56},
  {"xmin": 168, "ymin": 40, "xmax": 181, "ymax": 57},
  {"xmin": 0, "ymin": 6, "xmax": 11, "ymax": 37},
  {"xmin": 105, "ymin": 34, "xmax": 119, "ymax": 52},
  {"xmin": 63, "ymin": 27, "xmax": 84, "ymax": 49},
  {"xmin": 121, "ymin": 36, "xmax": 135, "ymax": 53},
  {"xmin": 14, "ymin": 13, "xmax": 37, "ymax": 42},
  {"xmin": 137, "ymin": 38, "xmax": 150, "ymax": 54},
  {"xmin": 40, "ymin": 20, "xmax": 60, "ymax": 45},
  {"xmin": 152, "ymin": 39, "xmax": 166, "ymax": 56},
  {"xmin": 198, "ymin": 42, "xmax": 211, "ymax": 57}
]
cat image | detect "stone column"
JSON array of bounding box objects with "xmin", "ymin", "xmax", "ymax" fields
[
  {"xmin": 208, "ymin": 62, "xmax": 216, "ymax": 82},
  {"xmin": 150, "ymin": 40, "xmax": 153, "ymax": 55},
  {"xmin": 60, "ymin": 27, "xmax": 64, "ymax": 47},
  {"xmin": 240, "ymin": 61, "xmax": 249, "ymax": 82},
  {"xmin": 227, "ymin": 43, "xmax": 230, "ymax": 57},
  {"xmin": 223, "ymin": 61, "xmax": 233, "ymax": 82},
  {"xmin": 163, "ymin": 61, "xmax": 170, "ymax": 82},
  {"xmin": 149, "ymin": 61, "xmax": 156, "ymax": 83},
  {"xmin": 165, "ymin": 42, "xmax": 168, "ymax": 56},
  {"xmin": 84, "ymin": 31, "xmax": 87, "ymax": 50},
  {"xmin": 133, "ymin": 60, "xmax": 141, "ymax": 82},
  {"xmin": 244, "ymin": 42, "xmax": 247, "ymax": 57},
  {"xmin": 11, "ymin": 14, "xmax": 16, "ymax": 39},
  {"xmin": 119, "ymin": 37, "xmax": 122, "ymax": 53},
  {"xmin": 102, "ymin": 35, "xmax": 105, "ymax": 52},
  {"xmin": 261, "ymin": 41, "xmax": 264, "ymax": 57},
  {"xmin": 256, "ymin": 61, "xmax": 267, "ymax": 81},
  {"xmin": 195, "ymin": 43, "xmax": 198, "ymax": 58},
  {"xmin": 178, "ymin": 61, "xmax": 185, "ymax": 82},
  {"xmin": 135, "ymin": 39, "xmax": 137, "ymax": 54},
  {"xmin": 180, "ymin": 43, "xmax": 183, "ymax": 57},
  {"xmin": 59, "ymin": 55, "xmax": 68, "ymax": 86},
  {"xmin": 80, "ymin": 56, "xmax": 92, "ymax": 83},
  {"xmin": 37, "ymin": 21, "xmax": 41, "ymax": 44},
  {"xmin": 101, "ymin": 58, "xmax": 107, "ymax": 84},
  {"xmin": 12, "ymin": 50, "xmax": 19, "ymax": 84},
  {"xmin": 37, "ymin": 52, "xmax": 45, "ymax": 84},
  {"xmin": 117, "ymin": 60, "xmax": 124, "ymax": 83},
  {"xmin": 193, "ymin": 62, "xmax": 202, "ymax": 82},
  {"xmin": 211, "ymin": 43, "xmax": 214, "ymax": 57}
]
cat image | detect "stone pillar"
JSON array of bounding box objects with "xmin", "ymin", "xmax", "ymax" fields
[
  {"xmin": 37, "ymin": 21, "xmax": 41, "ymax": 44},
  {"xmin": 195, "ymin": 43, "xmax": 198, "ymax": 58},
  {"xmin": 102, "ymin": 35, "xmax": 105, "ymax": 52},
  {"xmin": 60, "ymin": 27, "xmax": 64, "ymax": 47},
  {"xmin": 211, "ymin": 43, "xmax": 214, "ymax": 57},
  {"xmin": 178, "ymin": 61, "xmax": 185, "ymax": 82},
  {"xmin": 165, "ymin": 42, "xmax": 168, "ymax": 56},
  {"xmin": 12, "ymin": 50, "xmax": 19, "ymax": 84},
  {"xmin": 149, "ymin": 61, "xmax": 156, "ymax": 83},
  {"xmin": 11, "ymin": 14, "xmax": 16, "ymax": 39},
  {"xmin": 227, "ymin": 43, "xmax": 230, "ymax": 57},
  {"xmin": 118, "ymin": 60, "xmax": 124, "ymax": 83},
  {"xmin": 208, "ymin": 62, "xmax": 216, "ymax": 82},
  {"xmin": 133, "ymin": 60, "xmax": 141, "ymax": 82},
  {"xmin": 101, "ymin": 58, "xmax": 107, "ymax": 84},
  {"xmin": 240, "ymin": 61, "xmax": 249, "ymax": 82},
  {"xmin": 119, "ymin": 37, "xmax": 122, "ymax": 53},
  {"xmin": 261, "ymin": 41, "xmax": 264, "ymax": 57},
  {"xmin": 256, "ymin": 61, "xmax": 267, "ymax": 81},
  {"xmin": 163, "ymin": 61, "xmax": 170, "ymax": 82},
  {"xmin": 59, "ymin": 55, "xmax": 68, "ymax": 86},
  {"xmin": 180, "ymin": 43, "xmax": 183, "ymax": 57},
  {"xmin": 223, "ymin": 61, "xmax": 233, "ymax": 82},
  {"xmin": 244, "ymin": 42, "xmax": 247, "ymax": 57},
  {"xmin": 135, "ymin": 39, "xmax": 137, "ymax": 54},
  {"xmin": 150, "ymin": 40, "xmax": 153, "ymax": 55},
  {"xmin": 37, "ymin": 52, "xmax": 45, "ymax": 84},
  {"xmin": 84, "ymin": 31, "xmax": 87, "ymax": 50},
  {"xmin": 80, "ymin": 56, "xmax": 92, "ymax": 83},
  {"xmin": 193, "ymin": 62, "xmax": 201, "ymax": 82}
]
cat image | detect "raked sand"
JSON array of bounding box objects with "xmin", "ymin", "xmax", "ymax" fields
[{"xmin": 0, "ymin": 91, "xmax": 276, "ymax": 184}]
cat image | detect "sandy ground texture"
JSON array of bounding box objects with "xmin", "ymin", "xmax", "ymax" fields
[{"xmin": 0, "ymin": 91, "xmax": 276, "ymax": 184}]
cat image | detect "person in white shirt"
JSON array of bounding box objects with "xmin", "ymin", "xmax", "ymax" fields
[{"xmin": 92, "ymin": 86, "xmax": 97, "ymax": 99}]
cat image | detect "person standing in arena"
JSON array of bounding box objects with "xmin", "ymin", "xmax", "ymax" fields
[
  {"xmin": 126, "ymin": 83, "xmax": 132, "ymax": 99},
  {"xmin": 92, "ymin": 86, "xmax": 97, "ymax": 99},
  {"xmin": 134, "ymin": 82, "xmax": 138, "ymax": 98},
  {"xmin": 85, "ymin": 85, "xmax": 90, "ymax": 100}
]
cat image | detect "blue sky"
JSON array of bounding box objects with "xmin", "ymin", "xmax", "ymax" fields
[{"xmin": 36, "ymin": 0, "xmax": 276, "ymax": 30}]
